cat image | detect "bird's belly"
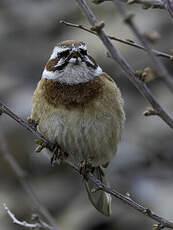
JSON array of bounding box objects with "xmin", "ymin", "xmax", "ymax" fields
[{"xmin": 38, "ymin": 105, "xmax": 120, "ymax": 167}]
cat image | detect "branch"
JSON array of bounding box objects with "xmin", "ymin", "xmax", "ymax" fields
[
  {"xmin": 74, "ymin": 0, "xmax": 173, "ymax": 129},
  {"xmin": 0, "ymin": 133, "xmax": 61, "ymax": 230},
  {"xmin": 60, "ymin": 20, "xmax": 173, "ymax": 60},
  {"xmin": 92, "ymin": 0, "xmax": 165, "ymax": 9},
  {"xmin": 0, "ymin": 101, "xmax": 55, "ymax": 151},
  {"xmin": 3, "ymin": 204, "xmax": 54, "ymax": 230},
  {"xmin": 1, "ymin": 99, "xmax": 173, "ymax": 228},
  {"xmin": 93, "ymin": 0, "xmax": 173, "ymax": 20},
  {"xmin": 111, "ymin": 0, "xmax": 173, "ymax": 93}
]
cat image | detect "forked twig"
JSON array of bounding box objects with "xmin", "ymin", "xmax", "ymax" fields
[
  {"xmin": 3, "ymin": 204, "xmax": 54, "ymax": 230},
  {"xmin": 75, "ymin": 0, "xmax": 173, "ymax": 129},
  {"xmin": 0, "ymin": 132, "xmax": 60, "ymax": 230},
  {"xmin": 111, "ymin": 0, "xmax": 173, "ymax": 92},
  {"xmin": 60, "ymin": 20, "xmax": 173, "ymax": 60}
]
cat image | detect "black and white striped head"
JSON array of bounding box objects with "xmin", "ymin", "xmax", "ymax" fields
[{"xmin": 42, "ymin": 40, "xmax": 102, "ymax": 85}]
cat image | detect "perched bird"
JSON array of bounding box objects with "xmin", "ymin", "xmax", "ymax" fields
[{"xmin": 29, "ymin": 40, "xmax": 125, "ymax": 216}]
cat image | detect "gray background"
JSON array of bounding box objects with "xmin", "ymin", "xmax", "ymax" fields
[{"xmin": 0, "ymin": 0, "xmax": 173, "ymax": 230}]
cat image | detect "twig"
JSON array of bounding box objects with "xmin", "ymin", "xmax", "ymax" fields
[
  {"xmin": 92, "ymin": 0, "xmax": 165, "ymax": 9},
  {"xmin": 60, "ymin": 20, "xmax": 173, "ymax": 60},
  {"xmin": 112, "ymin": 0, "xmax": 173, "ymax": 93},
  {"xmin": 1, "ymin": 96, "xmax": 173, "ymax": 228},
  {"xmin": 67, "ymin": 158, "xmax": 173, "ymax": 229},
  {"xmin": 0, "ymin": 133, "xmax": 60, "ymax": 230},
  {"xmin": 3, "ymin": 204, "xmax": 54, "ymax": 230},
  {"xmin": 75, "ymin": 0, "xmax": 173, "ymax": 129},
  {"xmin": 0, "ymin": 101, "xmax": 55, "ymax": 151},
  {"xmin": 93, "ymin": 0, "xmax": 173, "ymax": 20},
  {"xmin": 164, "ymin": 0, "xmax": 173, "ymax": 19}
]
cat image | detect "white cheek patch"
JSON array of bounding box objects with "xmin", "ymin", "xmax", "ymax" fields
[
  {"xmin": 42, "ymin": 68, "xmax": 57, "ymax": 80},
  {"xmin": 42, "ymin": 62, "xmax": 103, "ymax": 83}
]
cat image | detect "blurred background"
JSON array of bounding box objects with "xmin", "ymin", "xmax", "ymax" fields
[{"xmin": 0, "ymin": 0, "xmax": 173, "ymax": 229}]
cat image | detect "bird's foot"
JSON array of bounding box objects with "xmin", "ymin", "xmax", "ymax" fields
[
  {"xmin": 35, "ymin": 139, "xmax": 47, "ymax": 153},
  {"xmin": 27, "ymin": 117, "xmax": 38, "ymax": 129},
  {"xmin": 51, "ymin": 145, "xmax": 68, "ymax": 166},
  {"xmin": 79, "ymin": 160, "xmax": 95, "ymax": 179}
]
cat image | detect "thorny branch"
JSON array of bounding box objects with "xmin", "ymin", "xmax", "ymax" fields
[
  {"xmin": 1, "ymin": 101, "xmax": 173, "ymax": 228},
  {"xmin": 60, "ymin": 20, "xmax": 173, "ymax": 60},
  {"xmin": 3, "ymin": 204, "xmax": 55, "ymax": 230},
  {"xmin": 75, "ymin": 0, "xmax": 173, "ymax": 129}
]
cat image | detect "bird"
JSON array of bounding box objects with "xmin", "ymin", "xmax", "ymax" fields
[{"xmin": 29, "ymin": 40, "xmax": 125, "ymax": 216}]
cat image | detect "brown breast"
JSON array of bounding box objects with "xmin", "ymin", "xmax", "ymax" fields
[{"xmin": 39, "ymin": 76, "xmax": 104, "ymax": 108}]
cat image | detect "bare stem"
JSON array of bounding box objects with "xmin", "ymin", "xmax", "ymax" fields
[
  {"xmin": 3, "ymin": 204, "xmax": 55, "ymax": 230},
  {"xmin": 112, "ymin": 0, "xmax": 173, "ymax": 93},
  {"xmin": 93, "ymin": 0, "xmax": 165, "ymax": 9},
  {"xmin": 60, "ymin": 20, "xmax": 172, "ymax": 60},
  {"xmin": 0, "ymin": 133, "xmax": 60, "ymax": 230},
  {"xmin": 74, "ymin": 0, "xmax": 173, "ymax": 129}
]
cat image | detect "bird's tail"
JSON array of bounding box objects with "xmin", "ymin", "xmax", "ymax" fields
[{"xmin": 84, "ymin": 167, "xmax": 112, "ymax": 216}]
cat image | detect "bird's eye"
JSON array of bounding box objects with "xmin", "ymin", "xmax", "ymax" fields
[
  {"xmin": 58, "ymin": 50, "xmax": 70, "ymax": 58},
  {"xmin": 80, "ymin": 49, "xmax": 87, "ymax": 56}
]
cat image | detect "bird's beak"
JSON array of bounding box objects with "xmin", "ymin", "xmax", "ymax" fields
[{"xmin": 65, "ymin": 51, "xmax": 84, "ymax": 65}]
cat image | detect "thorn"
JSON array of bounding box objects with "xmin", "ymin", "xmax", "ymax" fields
[
  {"xmin": 90, "ymin": 21, "xmax": 105, "ymax": 32},
  {"xmin": 144, "ymin": 108, "xmax": 158, "ymax": 116}
]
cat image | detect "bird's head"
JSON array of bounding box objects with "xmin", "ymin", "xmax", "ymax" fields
[{"xmin": 42, "ymin": 40, "xmax": 102, "ymax": 85}]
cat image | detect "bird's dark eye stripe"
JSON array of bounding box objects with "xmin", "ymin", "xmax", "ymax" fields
[
  {"xmin": 80, "ymin": 49, "xmax": 87, "ymax": 55},
  {"xmin": 58, "ymin": 50, "xmax": 70, "ymax": 58}
]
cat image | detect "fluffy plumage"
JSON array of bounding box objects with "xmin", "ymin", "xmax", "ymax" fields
[{"xmin": 30, "ymin": 40, "xmax": 125, "ymax": 216}]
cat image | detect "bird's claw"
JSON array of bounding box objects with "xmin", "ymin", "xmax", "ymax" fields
[
  {"xmin": 79, "ymin": 160, "xmax": 94, "ymax": 179},
  {"xmin": 35, "ymin": 139, "xmax": 47, "ymax": 152},
  {"xmin": 27, "ymin": 117, "xmax": 38, "ymax": 129},
  {"xmin": 51, "ymin": 145, "xmax": 68, "ymax": 166}
]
